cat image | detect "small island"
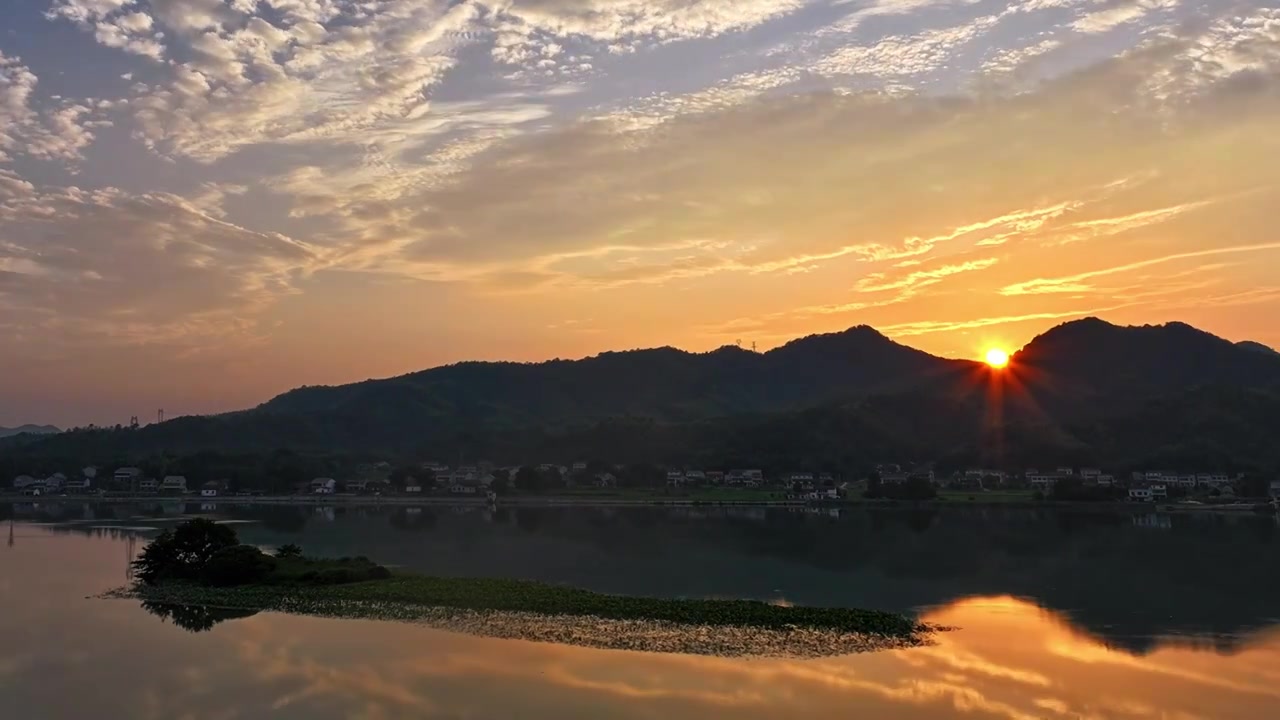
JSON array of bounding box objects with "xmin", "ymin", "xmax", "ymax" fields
[{"xmin": 110, "ymin": 519, "xmax": 935, "ymax": 657}]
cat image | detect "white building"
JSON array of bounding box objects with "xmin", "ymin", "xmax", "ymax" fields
[
  {"xmin": 200, "ymin": 481, "xmax": 221, "ymax": 498},
  {"xmin": 1129, "ymin": 488, "xmax": 1153, "ymax": 502},
  {"xmin": 160, "ymin": 476, "xmax": 188, "ymax": 494},
  {"xmin": 310, "ymin": 478, "xmax": 336, "ymax": 494},
  {"xmin": 114, "ymin": 467, "xmax": 142, "ymax": 485},
  {"xmin": 1150, "ymin": 484, "xmax": 1168, "ymax": 499}
]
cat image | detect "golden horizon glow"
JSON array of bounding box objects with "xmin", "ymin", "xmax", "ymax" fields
[
  {"xmin": 3, "ymin": 1, "xmax": 1280, "ymax": 427},
  {"xmin": 985, "ymin": 348, "xmax": 1011, "ymax": 369}
]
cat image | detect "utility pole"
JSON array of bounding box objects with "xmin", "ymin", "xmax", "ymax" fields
[{"xmin": 157, "ymin": 408, "xmax": 165, "ymax": 424}]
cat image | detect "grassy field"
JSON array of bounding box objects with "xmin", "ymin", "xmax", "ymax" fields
[
  {"xmin": 936, "ymin": 490, "xmax": 1036, "ymax": 503},
  {"xmin": 125, "ymin": 573, "xmax": 929, "ymax": 638}
]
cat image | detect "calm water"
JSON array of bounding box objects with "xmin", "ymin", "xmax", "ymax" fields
[{"xmin": 3, "ymin": 502, "xmax": 1280, "ymax": 718}]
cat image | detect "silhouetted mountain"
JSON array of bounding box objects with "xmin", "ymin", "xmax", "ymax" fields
[
  {"xmin": 259, "ymin": 325, "xmax": 968, "ymax": 425},
  {"xmin": 0, "ymin": 424, "xmax": 60, "ymax": 439},
  {"xmin": 7, "ymin": 319, "xmax": 1280, "ymax": 473},
  {"xmin": 1011, "ymin": 318, "xmax": 1280, "ymax": 416},
  {"xmin": 1237, "ymin": 340, "xmax": 1280, "ymax": 356}
]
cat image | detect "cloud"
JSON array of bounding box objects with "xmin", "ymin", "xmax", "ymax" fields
[
  {"xmin": 880, "ymin": 307, "xmax": 1133, "ymax": 336},
  {"xmin": 47, "ymin": 0, "xmax": 167, "ymax": 59},
  {"xmin": 1000, "ymin": 242, "xmax": 1280, "ymax": 296},
  {"xmin": 48, "ymin": 0, "xmax": 487, "ymax": 161},
  {"xmin": 0, "ymin": 173, "xmax": 319, "ymax": 348},
  {"xmin": 855, "ymin": 258, "xmax": 1000, "ymax": 293},
  {"xmin": 1070, "ymin": 0, "xmax": 1177, "ymax": 35},
  {"xmin": 483, "ymin": 0, "xmax": 809, "ymax": 65},
  {"xmin": 813, "ymin": 15, "xmax": 1001, "ymax": 78},
  {"xmin": 0, "ymin": 52, "xmax": 109, "ymax": 163}
]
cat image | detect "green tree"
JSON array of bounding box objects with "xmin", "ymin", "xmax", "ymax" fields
[
  {"xmin": 132, "ymin": 518, "xmax": 238, "ymax": 584},
  {"xmin": 515, "ymin": 465, "xmax": 543, "ymax": 492},
  {"xmin": 275, "ymin": 543, "xmax": 303, "ymax": 558},
  {"xmin": 201, "ymin": 545, "xmax": 277, "ymax": 586}
]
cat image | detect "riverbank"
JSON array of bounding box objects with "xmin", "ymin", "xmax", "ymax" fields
[
  {"xmin": 12, "ymin": 492, "xmax": 1275, "ymax": 514},
  {"xmin": 117, "ymin": 574, "xmax": 929, "ymax": 636}
]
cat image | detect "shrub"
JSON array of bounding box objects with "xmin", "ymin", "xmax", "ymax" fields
[
  {"xmin": 275, "ymin": 543, "xmax": 303, "ymax": 558},
  {"xmin": 314, "ymin": 568, "xmax": 358, "ymax": 585},
  {"xmin": 133, "ymin": 518, "xmax": 239, "ymax": 585},
  {"xmin": 201, "ymin": 545, "xmax": 278, "ymax": 587}
]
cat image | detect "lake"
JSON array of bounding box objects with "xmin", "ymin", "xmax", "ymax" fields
[{"xmin": 3, "ymin": 501, "xmax": 1280, "ymax": 718}]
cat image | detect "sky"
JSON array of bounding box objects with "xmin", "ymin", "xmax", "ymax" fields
[{"xmin": 2, "ymin": 0, "xmax": 1279, "ymax": 428}]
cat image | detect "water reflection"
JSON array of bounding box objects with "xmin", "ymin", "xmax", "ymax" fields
[
  {"xmin": 4, "ymin": 518, "xmax": 1280, "ymax": 718},
  {"xmin": 141, "ymin": 601, "xmax": 260, "ymax": 633}
]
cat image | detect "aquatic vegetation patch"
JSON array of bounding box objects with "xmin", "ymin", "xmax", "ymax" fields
[
  {"xmin": 112, "ymin": 519, "xmax": 934, "ymax": 656},
  {"xmin": 118, "ymin": 574, "xmax": 930, "ymax": 637}
]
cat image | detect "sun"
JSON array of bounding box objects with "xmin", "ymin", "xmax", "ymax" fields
[{"xmin": 985, "ymin": 348, "xmax": 1010, "ymax": 369}]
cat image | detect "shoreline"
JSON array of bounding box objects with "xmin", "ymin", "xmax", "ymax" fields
[
  {"xmin": 6, "ymin": 492, "xmax": 1274, "ymax": 514},
  {"xmin": 108, "ymin": 574, "xmax": 935, "ymax": 657}
]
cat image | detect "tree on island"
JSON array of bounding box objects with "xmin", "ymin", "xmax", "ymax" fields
[
  {"xmin": 132, "ymin": 518, "xmax": 237, "ymax": 584},
  {"xmin": 515, "ymin": 465, "xmax": 543, "ymax": 492}
]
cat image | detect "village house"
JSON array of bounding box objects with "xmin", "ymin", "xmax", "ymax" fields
[
  {"xmin": 706, "ymin": 471, "xmax": 725, "ymax": 485},
  {"xmin": 65, "ymin": 476, "xmax": 92, "ymax": 493},
  {"xmin": 12, "ymin": 475, "xmax": 37, "ymax": 489},
  {"xmin": 1080, "ymin": 468, "xmax": 1101, "ymax": 481},
  {"xmin": 1129, "ymin": 487, "xmax": 1153, "ymax": 502},
  {"xmin": 1096, "ymin": 474, "xmax": 1115, "ymax": 486},
  {"xmin": 1269, "ymin": 481, "xmax": 1280, "ymax": 501},
  {"xmin": 404, "ymin": 479, "xmax": 424, "ymax": 493},
  {"xmin": 449, "ymin": 480, "xmax": 480, "ymax": 494},
  {"xmin": 593, "ymin": 472, "xmax": 617, "ymax": 488},
  {"xmin": 310, "ymin": 478, "xmax": 337, "ymax": 494},
  {"xmin": 113, "ymin": 467, "xmax": 141, "ymax": 486},
  {"xmin": 684, "ymin": 470, "xmax": 706, "ymax": 485},
  {"xmin": 880, "ymin": 471, "xmax": 909, "ymax": 485},
  {"xmin": 138, "ymin": 478, "xmax": 159, "ymax": 493},
  {"xmin": 909, "ymin": 465, "xmax": 936, "ymax": 484},
  {"xmin": 1150, "ymin": 483, "xmax": 1168, "ymax": 499},
  {"xmin": 200, "ymin": 481, "xmax": 222, "ymax": 498},
  {"xmin": 20, "ymin": 480, "xmax": 47, "ymax": 496},
  {"xmin": 1027, "ymin": 470, "xmax": 1061, "ymax": 490},
  {"xmin": 665, "ymin": 470, "xmax": 685, "ymax": 487},
  {"xmin": 786, "ymin": 472, "xmax": 816, "ymax": 492},
  {"xmin": 160, "ymin": 476, "xmax": 188, "ymax": 494}
]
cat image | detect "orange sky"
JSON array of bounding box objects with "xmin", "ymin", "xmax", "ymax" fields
[{"xmin": 2, "ymin": 1, "xmax": 1279, "ymax": 427}]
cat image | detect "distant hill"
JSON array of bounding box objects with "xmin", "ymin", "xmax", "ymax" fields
[
  {"xmin": 0, "ymin": 424, "xmax": 60, "ymax": 439},
  {"xmin": 7, "ymin": 319, "xmax": 1280, "ymax": 473},
  {"xmin": 1011, "ymin": 318, "xmax": 1280, "ymax": 417},
  {"xmin": 259, "ymin": 325, "xmax": 968, "ymax": 423},
  {"xmin": 1237, "ymin": 340, "xmax": 1280, "ymax": 356}
]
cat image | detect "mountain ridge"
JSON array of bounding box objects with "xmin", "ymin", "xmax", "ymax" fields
[
  {"xmin": 0, "ymin": 424, "xmax": 61, "ymax": 439},
  {"xmin": 5, "ymin": 318, "xmax": 1280, "ymax": 473}
]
